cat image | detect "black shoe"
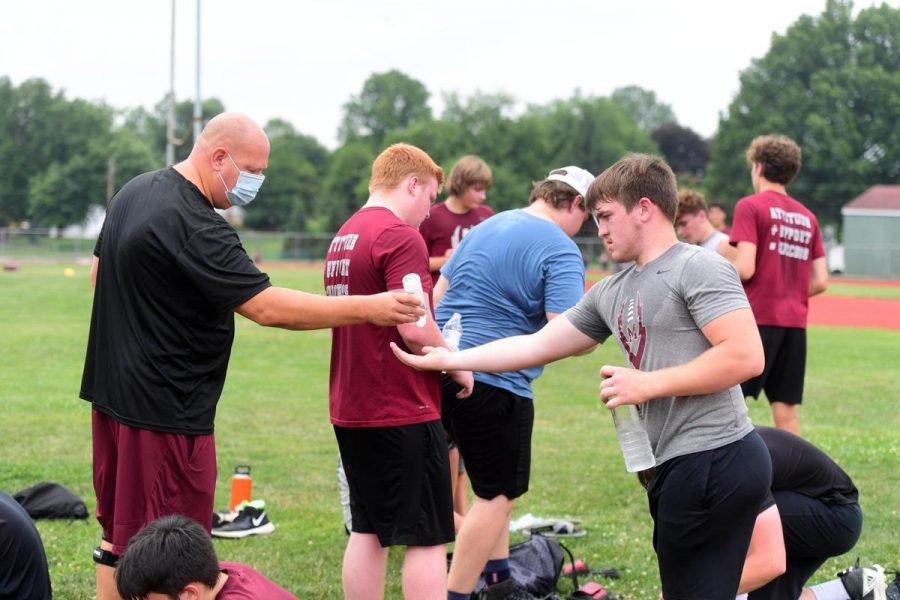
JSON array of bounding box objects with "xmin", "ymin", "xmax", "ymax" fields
[
  {"xmin": 211, "ymin": 507, "xmax": 238, "ymax": 530},
  {"xmin": 884, "ymin": 569, "xmax": 899, "ymax": 600},
  {"xmin": 838, "ymin": 561, "xmax": 887, "ymax": 600},
  {"xmin": 211, "ymin": 502, "xmax": 275, "ymax": 538}
]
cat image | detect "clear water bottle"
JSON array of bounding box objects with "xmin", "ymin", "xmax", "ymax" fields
[
  {"xmin": 441, "ymin": 312, "xmax": 463, "ymax": 351},
  {"xmin": 402, "ymin": 273, "xmax": 427, "ymax": 327},
  {"xmin": 611, "ymin": 405, "xmax": 656, "ymax": 473}
]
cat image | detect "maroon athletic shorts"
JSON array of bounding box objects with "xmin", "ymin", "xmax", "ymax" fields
[{"xmin": 92, "ymin": 410, "xmax": 217, "ymax": 554}]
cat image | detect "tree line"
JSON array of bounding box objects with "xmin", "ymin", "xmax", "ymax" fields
[{"xmin": 1, "ymin": 0, "xmax": 896, "ymax": 233}]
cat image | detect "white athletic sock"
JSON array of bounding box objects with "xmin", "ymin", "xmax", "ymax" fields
[
  {"xmin": 808, "ymin": 578, "xmax": 850, "ymax": 600},
  {"xmin": 735, "ymin": 594, "xmax": 748, "ymax": 600}
]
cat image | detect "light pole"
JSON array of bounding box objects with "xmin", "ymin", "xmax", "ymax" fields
[
  {"xmin": 193, "ymin": 0, "xmax": 202, "ymax": 144},
  {"xmin": 165, "ymin": 0, "xmax": 178, "ymax": 166}
]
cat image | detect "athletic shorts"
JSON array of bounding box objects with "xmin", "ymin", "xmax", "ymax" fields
[
  {"xmin": 441, "ymin": 377, "xmax": 533, "ymax": 501},
  {"xmin": 334, "ymin": 420, "xmax": 453, "ymax": 547},
  {"xmin": 648, "ymin": 430, "xmax": 772, "ymax": 599},
  {"xmin": 749, "ymin": 496, "xmax": 862, "ymax": 600},
  {"xmin": 92, "ymin": 410, "xmax": 217, "ymax": 555},
  {"xmin": 741, "ymin": 326, "xmax": 806, "ymax": 405}
]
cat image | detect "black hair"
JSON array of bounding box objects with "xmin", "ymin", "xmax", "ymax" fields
[{"xmin": 115, "ymin": 515, "xmax": 220, "ymax": 599}]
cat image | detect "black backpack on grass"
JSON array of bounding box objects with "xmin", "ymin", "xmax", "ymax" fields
[{"xmin": 13, "ymin": 482, "xmax": 88, "ymax": 520}]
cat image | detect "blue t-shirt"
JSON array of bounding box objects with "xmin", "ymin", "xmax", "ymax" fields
[{"xmin": 436, "ymin": 209, "xmax": 585, "ymax": 398}]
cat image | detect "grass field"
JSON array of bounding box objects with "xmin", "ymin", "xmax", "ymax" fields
[{"xmin": 2, "ymin": 262, "xmax": 898, "ymax": 599}]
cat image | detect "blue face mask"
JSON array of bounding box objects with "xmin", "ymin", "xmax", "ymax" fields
[{"xmin": 218, "ymin": 153, "xmax": 265, "ymax": 206}]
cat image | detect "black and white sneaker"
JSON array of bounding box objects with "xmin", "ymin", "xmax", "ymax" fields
[
  {"xmin": 211, "ymin": 507, "xmax": 239, "ymax": 530},
  {"xmin": 839, "ymin": 561, "xmax": 887, "ymax": 600},
  {"xmin": 884, "ymin": 569, "xmax": 899, "ymax": 600},
  {"xmin": 212, "ymin": 502, "xmax": 275, "ymax": 538}
]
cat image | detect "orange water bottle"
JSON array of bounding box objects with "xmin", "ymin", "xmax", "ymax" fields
[{"xmin": 229, "ymin": 465, "xmax": 252, "ymax": 511}]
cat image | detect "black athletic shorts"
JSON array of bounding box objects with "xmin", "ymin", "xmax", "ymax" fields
[
  {"xmin": 741, "ymin": 326, "xmax": 807, "ymax": 405},
  {"xmin": 334, "ymin": 420, "xmax": 454, "ymax": 547},
  {"xmin": 441, "ymin": 376, "xmax": 533, "ymax": 501},
  {"xmin": 648, "ymin": 430, "xmax": 772, "ymax": 599},
  {"xmin": 749, "ymin": 496, "xmax": 862, "ymax": 600}
]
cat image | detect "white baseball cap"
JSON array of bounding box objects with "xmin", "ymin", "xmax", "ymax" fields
[{"xmin": 547, "ymin": 166, "xmax": 595, "ymax": 197}]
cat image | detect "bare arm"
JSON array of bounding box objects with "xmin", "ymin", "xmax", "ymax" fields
[
  {"xmin": 390, "ymin": 314, "xmax": 597, "ymax": 373},
  {"xmin": 600, "ymin": 307, "xmax": 763, "ymax": 408},
  {"xmin": 546, "ymin": 311, "xmax": 596, "ymax": 356},
  {"xmin": 733, "ymin": 241, "xmax": 757, "ymax": 281},
  {"xmin": 394, "ymin": 289, "xmax": 445, "ymax": 355},
  {"xmin": 716, "ymin": 239, "xmax": 737, "ymax": 262},
  {"xmin": 392, "ymin": 287, "xmax": 473, "ymax": 397},
  {"xmin": 433, "ymin": 275, "xmax": 449, "ymax": 306},
  {"xmin": 90, "ymin": 256, "xmax": 99, "ymax": 291},
  {"xmin": 738, "ymin": 505, "xmax": 786, "ymax": 594},
  {"xmin": 808, "ymin": 256, "xmax": 828, "ymax": 297},
  {"xmin": 428, "ymin": 250, "xmax": 452, "ymax": 274},
  {"xmin": 235, "ymin": 287, "xmax": 424, "ymax": 329}
]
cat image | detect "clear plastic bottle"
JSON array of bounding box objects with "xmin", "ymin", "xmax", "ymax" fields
[
  {"xmin": 441, "ymin": 312, "xmax": 463, "ymax": 351},
  {"xmin": 611, "ymin": 405, "xmax": 656, "ymax": 473},
  {"xmin": 401, "ymin": 273, "xmax": 427, "ymax": 327}
]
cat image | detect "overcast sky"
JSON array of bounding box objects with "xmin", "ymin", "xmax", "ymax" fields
[{"xmin": 2, "ymin": 0, "xmax": 895, "ymax": 149}]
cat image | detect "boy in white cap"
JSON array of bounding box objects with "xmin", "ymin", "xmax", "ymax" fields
[{"xmin": 432, "ymin": 166, "xmax": 595, "ymax": 600}]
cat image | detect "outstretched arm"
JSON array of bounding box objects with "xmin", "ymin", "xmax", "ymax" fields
[
  {"xmin": 392, "ymin": 288, "xmax": 473, "ymax": 398},
  {"xmin": 390, "ymin": 314, "xmax": 597, "ymax": 373},
  {"xmin": 236, "ymin": 287, "xmax": 425, "ymax": 329},
  {"xmin": 600, "ymin": 307, "xmax": 763, "ymax": 408}
]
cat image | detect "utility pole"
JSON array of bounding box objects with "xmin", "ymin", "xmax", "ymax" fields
[
  {"xmin": 165, "ymin": 0, "xmax": 179, "ymax": 166},
  {"xmin": 193, "ymin": 0, "xmax": 202, "ymax": 144}
]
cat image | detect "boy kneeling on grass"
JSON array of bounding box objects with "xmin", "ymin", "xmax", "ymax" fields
[{"xmin": 115, "ymin": 515, "xmax": 297, "ymax": 600}]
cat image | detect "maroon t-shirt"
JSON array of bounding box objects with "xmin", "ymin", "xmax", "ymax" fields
[
  {"xmin": 325, "ymin": 207, "xmax": 441, "ymax": 427},
  {"xmin": 730, "ymin": 190, "xmax": 825, "ymax": 328},
  {"xmin": 218, "ymin": 562, "xmax": 297, "ymax": 599},
  {"xmin": 418, "ymin": 202, "xmax": 493, "ymax": 285}
]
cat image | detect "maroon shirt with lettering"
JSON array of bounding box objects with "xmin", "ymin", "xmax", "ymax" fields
[
  {"xmin": 218, "ymin": 562, "xmax": 297, "ymax": 599},
  {"xmin": 730, "ymin": 190, "xmax": 824, "ymax": 328},
  {"xmin": 324, "ymin": 207, "xmax": 440, "ymax": 427},
  {"xmin": 418, "ymin": 202, "xmax": 493, "ymax": 285}
]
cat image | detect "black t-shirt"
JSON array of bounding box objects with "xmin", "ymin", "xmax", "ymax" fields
[
  {"xmin": 757, "ymin": 426, "xmax": 859, "ymax": 505},
  {"xmin": 80, "ymin": 168, "xmax": 270, "ymax": 435},
  {"xmin": 0, "ymin": 492, "xmax": 52, "ymax": 600}
]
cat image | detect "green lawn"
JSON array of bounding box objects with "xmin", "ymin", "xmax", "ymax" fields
[
  {"xmin": 822, "ymin": 282, "xmax": 900, "ymax": 300},
  {"xmin": 1, "ymin": 263, "xmax": 897, "ymax": 599}
]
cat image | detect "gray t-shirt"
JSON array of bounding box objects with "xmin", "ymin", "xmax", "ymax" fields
[
  {"xmin": 700, "ymin": 229, "xmax": 729, "ymax": 252},
  {"xmin": 566, "ymin": 243, "xmax": 753, "ymax": 464}
]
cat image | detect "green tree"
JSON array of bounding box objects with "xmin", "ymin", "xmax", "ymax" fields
[
  {"xmin": 385, "ymin": 120, "xmax": 468, "ymax": 172},
  {"xmin": 0, "ymin": 78, "xmax": 114, "ymax": 224},
  {"xmin": 244, "ymin": 121, "xmax": 330, "ymax": 231},
  {"xmin": 611, "ymin": 85, "xmax": 677, "ymax": 131},
  {"xmin": 534, "ymin": 93, "xmax": 659, "ymax": 175},
  {"xmin": 652, "ymin": 122, "xmax": 709, "ymax": 177},
  {"xmin": 339, "ymin": 70, "xmax": 432, "ymax": 145},
  {"xmin": 320, "ymin": 141, "xmax": 377, "ymax": 231},
  {"xmin": 705, "ymin": 0, "xmax": 900, "ymax": 223},
  {"xmin": 27, "ymin": 129, "xmax": 157, "ymax": 227},
  {"xmin": 121, "ymin": 96, "xmax": 226, "ymax": 164}
]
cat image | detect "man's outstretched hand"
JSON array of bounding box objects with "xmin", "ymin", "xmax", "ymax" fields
[{"xmin": 366, "ymin": 292, "xmax": 426, "ymax": 326}]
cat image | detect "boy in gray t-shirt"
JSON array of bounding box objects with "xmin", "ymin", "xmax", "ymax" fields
[
  {"xmin": 391, "ymin": 154, "xmax": 775, "ymax": 599},
  {"xmin": 566, "ymin": 243, "xmax": 753, "ymax": 464}
]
